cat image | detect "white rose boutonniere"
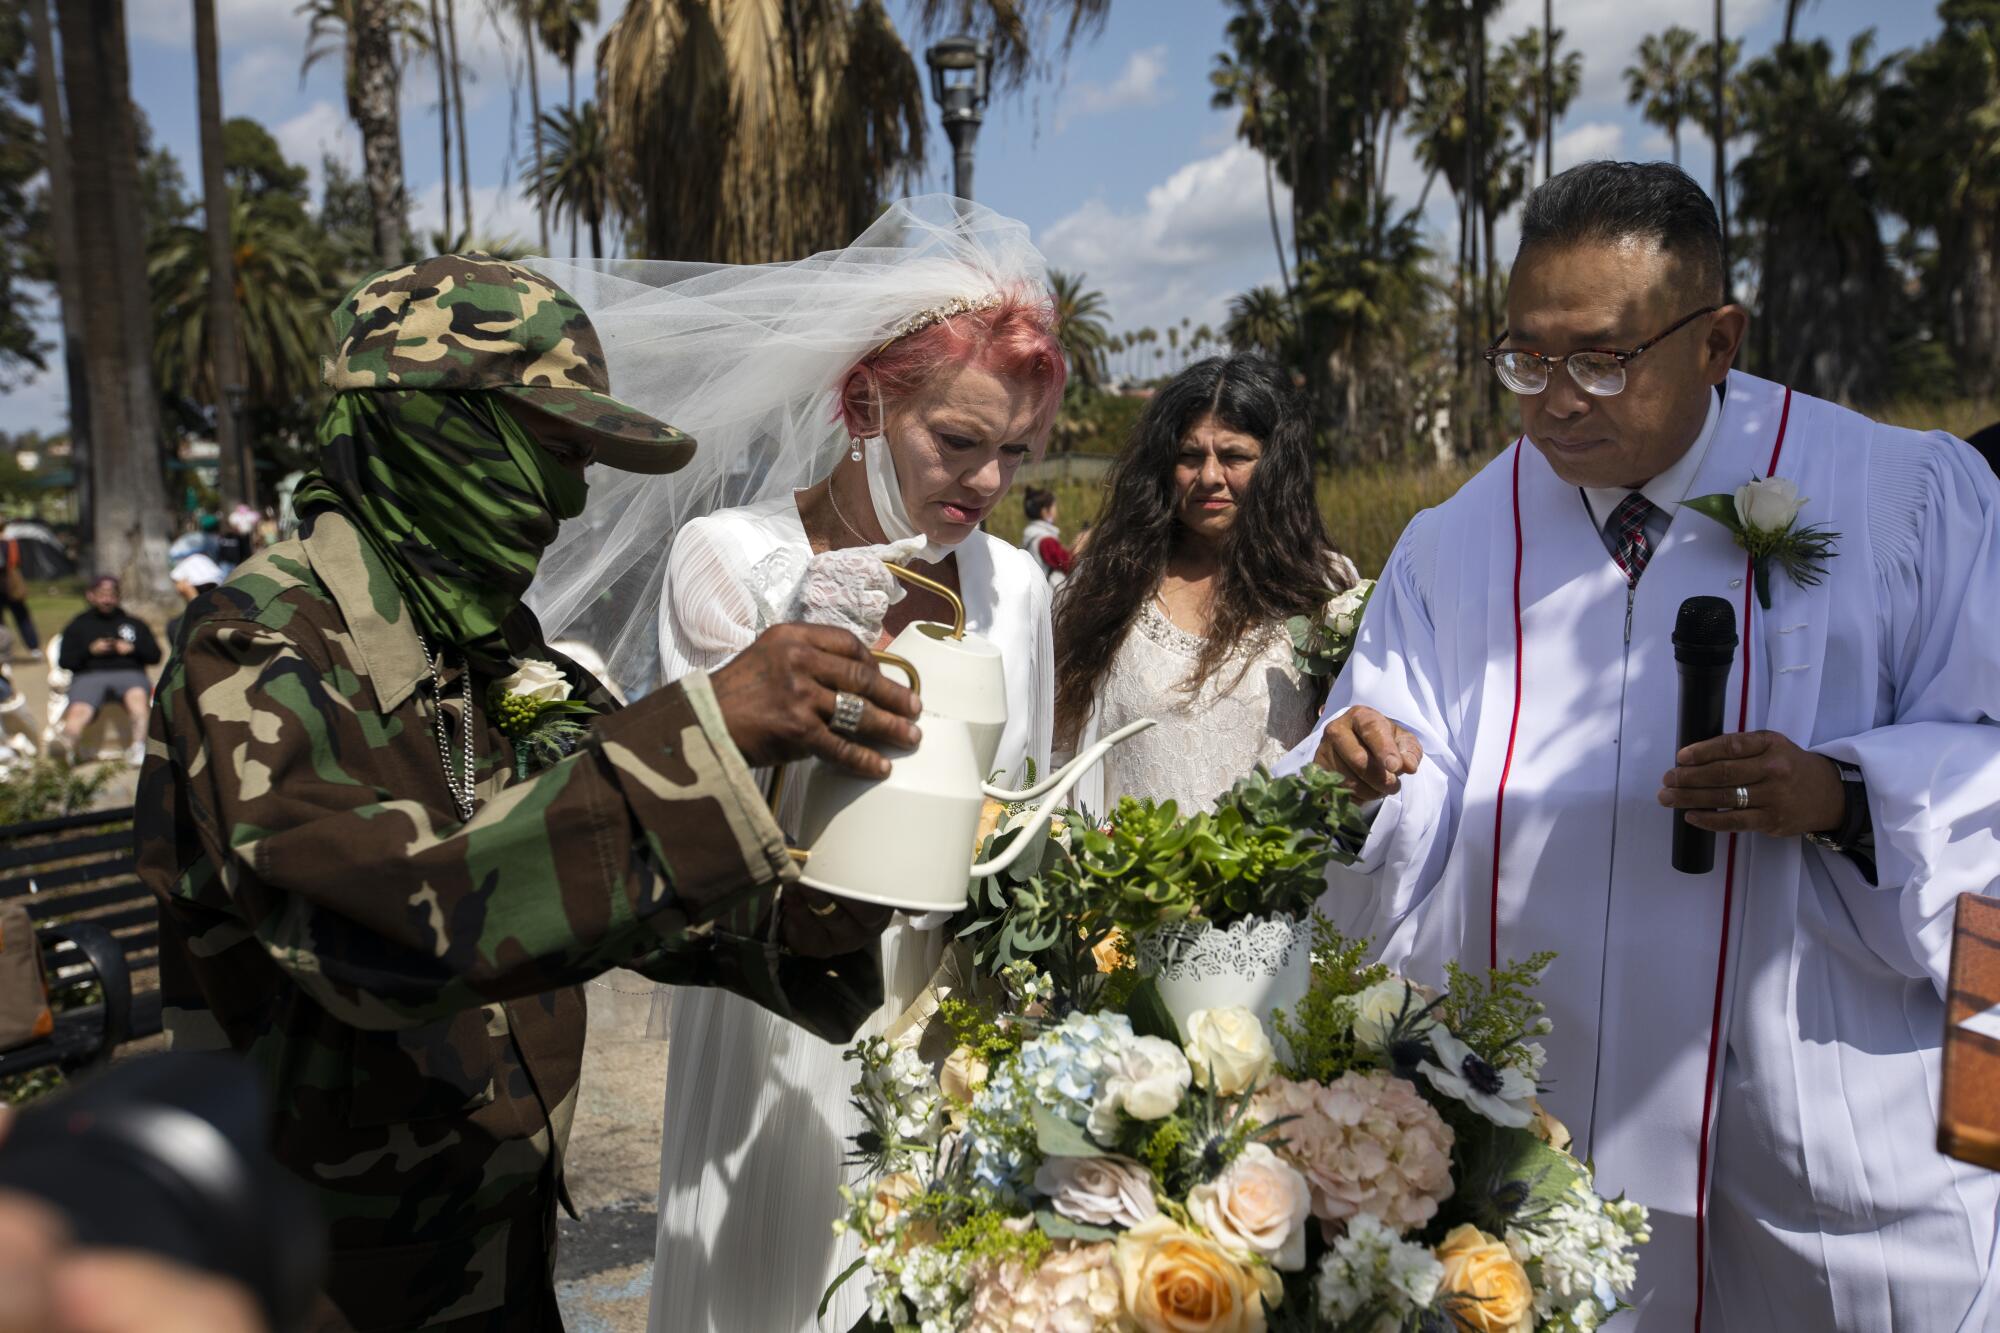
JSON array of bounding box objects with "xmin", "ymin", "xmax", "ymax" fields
[
  {"xmin": 1287, "ymin": 579, "xmax": 1376, "ymax": 679},
  {"xmin": 1685, "ymin": 475, "xmax": 1838, "ymax": 610},
  {"xmin": 491, "ymin": 658, "xmax": 597, "ymax": 778}
]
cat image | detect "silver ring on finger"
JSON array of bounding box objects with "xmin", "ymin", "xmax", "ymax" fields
[
  {"xmin": 1734, "ymin": 785, "xmax": 1751, "ymax": 811},
  {"xmin": 830, "ymin": 690, "xmax": 866, "ymax": 738}
]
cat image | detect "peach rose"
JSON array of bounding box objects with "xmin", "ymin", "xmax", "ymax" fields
[
  {"xmin": 1094, "ymin": 930, "xmax": 1131, "ymax": 974},
  {"xmin": 1435, "ymin": 1224, "xmax": 1533, "ymax": 1333},
  {"xmin": 1187, "ymin": 1143, "xmax": 1311, "ymax": 1271},
  {"xmin": 1114, "ymin": 1216, "xmax": 1280, "ymax": 1333},
  {"xmin": 941, "ymin": 1045, "xmax": 990, "ymax": 1105}
]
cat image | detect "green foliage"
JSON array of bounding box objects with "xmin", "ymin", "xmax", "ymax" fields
[
  {"xmin": 1436, "ymin": 952, "xmax": 1558, "ymax": 1074},
  {"xmin": 0, "ymin": 757, "xmax": 115, "ymax": 825},
  {"xmin": 1271, "ymin": 915, "xmax": 1391, "ymax": 1084},
  {"xmin": 0, "ymin": 1068, "xmax": 63, "ymax": 1106},
  {"xmin": 1083, "ymin": 764, "xmax": 1367, "ymax": 934},
  {"xmin": 0, "ymin": 1, "xmax": 48, "ymax": 389},
  {"xmin": 938, "ymin": 995, "xmax": 1024, "ymax": 1068}
]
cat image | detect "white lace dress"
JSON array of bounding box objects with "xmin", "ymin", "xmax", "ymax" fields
[
  {"xmin": 648, "ymin": 494, "xmax": 1053, "ymax": 1333},
  {"xmin": 1065, "ymin": 556, "xmax": 1357, "ymax": 817}
]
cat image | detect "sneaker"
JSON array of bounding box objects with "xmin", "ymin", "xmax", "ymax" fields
[{"xmin": 125, "ymin": 741, "xmax": 146, "ymax": 767}]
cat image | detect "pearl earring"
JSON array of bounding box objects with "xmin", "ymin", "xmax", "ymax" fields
[{"xmin": 849, "ymin": 435, "xmax": 864, "ymax": 463}]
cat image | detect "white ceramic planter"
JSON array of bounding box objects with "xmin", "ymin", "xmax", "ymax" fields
[{"xmin": 1136, "ymin": 913, "xmax": 1313, "ymax": 1042}]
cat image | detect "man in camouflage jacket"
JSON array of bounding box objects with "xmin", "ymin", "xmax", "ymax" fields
[{"xmin": 135, "ymin": 256, "xmax": 920, "ymax": 1333}]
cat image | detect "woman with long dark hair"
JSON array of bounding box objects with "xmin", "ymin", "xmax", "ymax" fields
[{"xmin": 1054, "ymin": 353, "xmax": 1356, "ymax": 812}]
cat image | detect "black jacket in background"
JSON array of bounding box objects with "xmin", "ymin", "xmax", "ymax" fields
[{"xmin": 58, "ymin": 607, "xmax": 161, "ymax": 675}]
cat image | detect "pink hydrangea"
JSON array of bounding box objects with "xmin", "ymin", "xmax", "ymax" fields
[
  {"xmin": 965, "ymin": 1239, "xmax": 1127, "ymax": 1332},
  {"xmin": 1255, "ymin": 1071, "xmax": 1455, "ymax": 1238}
]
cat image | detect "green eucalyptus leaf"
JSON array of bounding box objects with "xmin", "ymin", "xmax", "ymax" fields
[
  {"xmin": 1033, "ymin": 1106, "xmax": 1102, "ymax": 1159},
  {"xmin": 1034, "ymin": 1209, "xmax": 1120, "ymax": 1242},
  {"xmin": 1683, "ymin": 493, "xmax": 1742, "ymax": 530}
]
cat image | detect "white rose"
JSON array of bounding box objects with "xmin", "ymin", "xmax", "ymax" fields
[
  {"xmin": 1088, "ymin": 1035, "xmax": 1192, "ymax": 1138},
  {"xmin": 1034, "ymin": 1155, "xmax": 1159, "ymax": 1230},
  {"xmin": 496, "ymin": 658, "xmax": 572, "ymax": 704},
  {"xmin": 1324, "ymin": 581, "xmax": 1374, "ymax": 638},
  {"xmin": 1184, "ymin": 1007, "xmax": 1275, "ymax": 1096},
  {"xmin": 1733, "ymin": 477, "xmax": 1805, "ymax": 534},
  {"xmin": 1187, "ymin": 1142, "xmax": 1312, "ymax": 1270},
  {"xmin": 1349, "ymin": 977, "xmax": 1431, "ymax": 1051}
]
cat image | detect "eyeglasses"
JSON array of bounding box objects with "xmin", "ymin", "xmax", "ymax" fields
[{"xmin": 1484, "ymin": 306, "xmax": 1719, "ymax": 397}]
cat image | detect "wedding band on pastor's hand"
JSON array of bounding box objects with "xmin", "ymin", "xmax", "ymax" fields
[
  {"xmin": 829, "ymin": 690, "xmax": 866, "ymax": 737},
  {"xmin": 1734, "ymin": 785, "xmax": 1752, "ymax": 811}
]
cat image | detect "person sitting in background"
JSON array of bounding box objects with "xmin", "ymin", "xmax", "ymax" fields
[
  {"xmin": 165, "ymin": 554, "xmax": 223, "ymax": 647},
  {"xmin": 56, "ymin": 575, "xmax": 160, "ymax": 765},
  {"xmin": 1053, "ymin": 353, "xmax": 1359, "ymax": 815},
  {"xmin": 1019, "ymin": 485, "xmax": 1074, "ymax": 584},
  {"xmin": 0, "ymin": 537, "xmax": 39, "ymax": 663}
]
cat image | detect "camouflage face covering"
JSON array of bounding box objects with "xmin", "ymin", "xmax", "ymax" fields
[{"xmin": 292, "ymin": 389, "xmax": 586, "ymax": 672}]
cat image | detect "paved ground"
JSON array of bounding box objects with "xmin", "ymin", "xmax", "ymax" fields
[{"xmin": 557, "ymin": 972, "xmax": 669, "ymax": 1333}]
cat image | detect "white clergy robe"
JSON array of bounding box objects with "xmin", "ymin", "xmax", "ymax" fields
[{"xmin": 1283, "ymin": 370, "xmax": 2000, "ymax": 1330}]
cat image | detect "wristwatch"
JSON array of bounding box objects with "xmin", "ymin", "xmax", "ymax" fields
[{"xmin": 1807, "ymin": 760, "xmax": 1876, "ymax": 883}]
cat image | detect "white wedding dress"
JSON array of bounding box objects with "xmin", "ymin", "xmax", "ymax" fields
[{"xmin": 648, "ymin": 493, "xmax": 1054, "ymax": 1333}]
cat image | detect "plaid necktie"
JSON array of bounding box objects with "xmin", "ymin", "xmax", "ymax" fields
[{"xmin": 1607, "ymin": 492, "xmax": 1658, "ymax": 586}]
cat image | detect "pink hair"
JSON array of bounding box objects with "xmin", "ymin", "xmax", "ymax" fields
[{"xmin": 837, "ymin": 285, "xmax": 1068, "ymax": 444}]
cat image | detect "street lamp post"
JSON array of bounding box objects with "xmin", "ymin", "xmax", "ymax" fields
[{"xmin": 925, "ymin": 36, "xmax": 994, "ymax": 203}]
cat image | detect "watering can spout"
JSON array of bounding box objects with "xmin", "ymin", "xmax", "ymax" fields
[{"xmin": 968, "ymin": 718, "xmax": 1157, "ymax": 879}]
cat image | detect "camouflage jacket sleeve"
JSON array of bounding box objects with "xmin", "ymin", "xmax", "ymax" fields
[{"xmin": 163, "ymin": 616, "xmax": 883, "ymax": 1038}]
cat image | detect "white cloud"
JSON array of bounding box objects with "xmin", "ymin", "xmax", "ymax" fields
[
  {"xmin": 1058, "ymin": 45, "xmax": 1168, "ymax": 130},
  {"xmin": 1039, "ymin": 142, "xmax": 1290, "ymax": 334},
  {"xmin": 1490, "ymin": 0, "xmax": 1779, "ymax": 114},
  {"xmin": 408, "ymin": 178, "xmax": 548, "ymax": 253},
  {"xmin": 1554, "ymin": 121, "xmax": 1625, "ymax": 171},
  {"xmin": 273, "ymin": 100, "xmax": 357, "ymax": 200}
]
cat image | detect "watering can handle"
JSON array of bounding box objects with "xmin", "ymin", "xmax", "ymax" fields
[
  {"xmin": 768, "ymin": 649, "xmax": 923, "ymax": 856},
  {"xmin": 969, "ymin": 717, "xmax": 1157, "ymax": 879}
]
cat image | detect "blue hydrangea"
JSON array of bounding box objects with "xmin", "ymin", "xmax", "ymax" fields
[{"xmin": 964, "ymin": 1011, "xmax": 1136, "ymax": 1197}]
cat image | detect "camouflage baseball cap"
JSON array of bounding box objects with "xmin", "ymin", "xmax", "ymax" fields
[{"xmin": 322, "ymin": 254, "xmax": 695, "ymax": 474}]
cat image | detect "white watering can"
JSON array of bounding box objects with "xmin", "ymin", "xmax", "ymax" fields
[{"xmin": 781, "ymin": 563, "xmax": 1154, "ymax": 913}]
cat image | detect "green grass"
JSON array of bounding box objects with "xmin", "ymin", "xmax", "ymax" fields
[{"xmin": 986, "ymin": 456, "xmax": 1486, "ymax": 577}]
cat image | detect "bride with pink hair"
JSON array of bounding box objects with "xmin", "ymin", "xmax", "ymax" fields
[{"xmin": 529, "ymin": 197, "xmax": 1064, "ymax": 1331}]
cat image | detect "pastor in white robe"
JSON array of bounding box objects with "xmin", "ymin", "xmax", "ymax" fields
[{"xmin": 1282, "ymin": 370, "xmax": 2000, "ymax": 1331}]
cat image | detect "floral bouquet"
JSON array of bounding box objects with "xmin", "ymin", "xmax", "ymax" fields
[
  {"xmin": 831, "ymin": 926, "xmax": 1648, "ymax": 1332},
  {"xmin": 1288, "ymin": 580, "xmax": 1376, "ymax": 680}
]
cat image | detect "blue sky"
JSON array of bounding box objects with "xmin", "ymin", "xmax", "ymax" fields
[{"xmin": 1, "ymin": 0, "xmax": 1950, "ymax": 433}]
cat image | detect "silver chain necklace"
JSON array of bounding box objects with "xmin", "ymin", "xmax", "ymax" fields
[
  {"xmin": 825, "ymin": 476, "xmax": 873, "ymax": 547},
  {"xmin": 418, "ymin": 634, "xmax": 477, "ymax": 822}
]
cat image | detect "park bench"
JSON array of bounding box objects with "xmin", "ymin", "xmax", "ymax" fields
[{"xmin": 0, "ymin": 806, "xmax": 158, "ymax": 1077}]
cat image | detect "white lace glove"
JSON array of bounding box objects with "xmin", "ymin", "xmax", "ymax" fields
[{"xmin": 781, "ymin": 536, "xmax": 928, "ymax": 643}]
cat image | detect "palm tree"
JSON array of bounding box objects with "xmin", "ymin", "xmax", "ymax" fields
[
  {"xmin": 1498, "ymin": 27, "xmax": 1579, "ymax": 188},
  {"xmin": 1734, "ymin": 34, "xmax": 1892, "ymax": 400},
  {"xmin": 1224, "ymin": 287, "xmax": 1292, "ymax": 360},
  {"xmin": 496, "ymin": 0, "xmax": 550, "ymax": 253},
  {"xmin": 530, "ymin": 101, "xmax": 620, "ymax": 258},
  {"xmin": 194, "ymin": 0, "xmax": 252, "ymax": 505},
  {"xmin": 150, "ymin": 192, "xmax": 333, "ymax": 425},
  {"xmin": 299, "ymin": 0, "xmax": 428, "ymax": 265},
  {"xmin": 1625, "ymin": 26, "xmax": 1702, "ymax": 166},
  {"xmin": 55, "ymin": 0, "xmax": 174, "ymax": 595},
  {"xmin": 1047, "ymin": 269, "xmax": 1111, "ymax": 391},
  {"xmin": 428, "ymin": 0, "xmax": 452, "ymax": 240},
  {"xmin": 26, "ymin": 0, "xmax": 90, "ymax": 533},
  {"xmin": 537, "ymin": 0, "xmax": 596, "ymax": 255},
  {"xmin": 1212, "ymin": 45, "xmax": 1291, "ymax": 297},
  {"xmin": 446, "ymin": 0, "xmax": 472, "ymax": 232},
  {"xmin": 1711, "ymin": 0, "xmax": 1729, "ymax": 295},
  {"xmin": 599, "ymin": 0, "xmax": 1106, "ymax": 264}
]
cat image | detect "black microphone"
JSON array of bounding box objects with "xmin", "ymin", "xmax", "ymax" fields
[{"xmin": 1673, "ymin": 595, "xmax": 1739, "ymax": 874}]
